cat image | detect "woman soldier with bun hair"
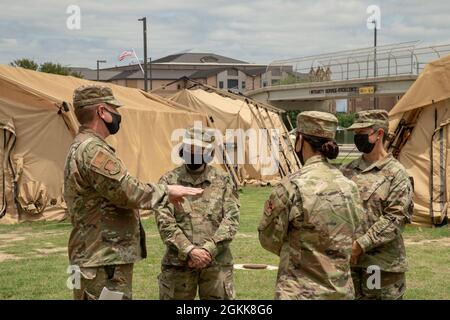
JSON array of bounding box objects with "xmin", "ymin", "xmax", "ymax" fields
[{"xmin": 258, "ymin": 111, "xmax": 364, "ymax": 300}]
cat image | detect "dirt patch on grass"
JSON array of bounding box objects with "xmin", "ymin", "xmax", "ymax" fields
[
  {"xmin": 236, "ymin": 233, "xmax": 257, "ymax": 239},
  {"xmin": 0, "ymin": 233, "xmax": 27, "ymax": 242},
  {"xmin": 34, "ymin": 247, "xmax": 67, "ymax": 255},
  {"xmin": 0, "ymin": 252, "xmax": 21, "ymax": 262},
  {"xmin": 0, "ymin": 230, "xmax": 66, "ymax": 244},
  {"xmin": 405, "ymin": 237, "xmax": 450, "ymax": 247}
]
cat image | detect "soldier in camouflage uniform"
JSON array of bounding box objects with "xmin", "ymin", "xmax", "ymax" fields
[
  {"xmin": 64, "ymin": 85, "xmax": 202, "ymax": 300},
  {"xmin": 258, "ymin": 111, "xmax": 364, "ymax": 300},
  {"xmin": 341, "ymin": 110, "xmax": 414, "ymax": 300},
  {"xmin": 155, "ymin": 127, "xmax": 240, "ymax": 300}
]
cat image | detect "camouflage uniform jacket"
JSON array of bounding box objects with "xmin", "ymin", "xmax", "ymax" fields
[
  {"xmin": 259, "ymin": 155, "xmax": 364, "ymax": 299},
  {"xmin": 64, "ymin": 127, "xmax": 168, "ymax": 268},
  {"xmin": 340, "ymin": 154, "xmax": 413, "ymax": 273},
  {"xmin": 155, "ymin": 165, "xmax": 240, "ymax": 267}
]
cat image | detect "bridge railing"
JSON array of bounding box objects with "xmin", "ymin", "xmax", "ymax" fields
[{"xmin": 264, "ymin": 42, "xmax": 450, "ymax": 86}]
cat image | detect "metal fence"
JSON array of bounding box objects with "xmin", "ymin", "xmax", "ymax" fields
[{"xmin": 267, "ymin": 41, "xmax": 450, "ymax": 84}]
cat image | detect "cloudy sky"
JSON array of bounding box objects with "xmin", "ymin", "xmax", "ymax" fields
[{"xmin": 1, "ymin": 0, "xmax": 449, "ymax": 69}]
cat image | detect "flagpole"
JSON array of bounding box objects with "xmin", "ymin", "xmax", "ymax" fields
[{"xmin": 132, "ymin": 48, "xmax": 145, "ymax": 75}]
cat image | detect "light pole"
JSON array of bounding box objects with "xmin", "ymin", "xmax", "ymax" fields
[
  {"xmin": 138, "ymin": 17, "xmax": 148, "ymax": 91},
  {"xmin": 96, "ymin": 60, "xmax": 106, "ymax": 81},
  {"xmin": 372, "ymin": 19, "xmax": 378, "ymax": 109},
  {"xmin": 372, "ymin": 19, "xmax": 377, "ymax": 78}
]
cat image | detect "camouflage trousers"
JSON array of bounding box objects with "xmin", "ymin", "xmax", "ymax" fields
[
  {"xmin": 352, "ymin": 267, "xmax": 406, "ymax": 300},
  {"xmin": 275, "ymin": 275, "xmax": 355, "ymax": 300},
  {"xmin": 158, "ymin": 265, "xmax": 235, "ymax": 300},
  {"xmin": 73, "ymin": 264, "xmax": 133, "ymax": 300}
]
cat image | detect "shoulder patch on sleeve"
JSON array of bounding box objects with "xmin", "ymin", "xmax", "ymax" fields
[
  {"xmin": 104, "ymin": 159, "xmax": 121, "ymax": 175},
  {"xmin": 263, "ymin": 184, "xmax": 290, "ymax": 217},
  {"xmin": 91, "ymin": 149, "xmax": 108, "ymax": 169},
  {"xmin": 89, "ymin": 149, "xmax": 125, "ymax": 180}
]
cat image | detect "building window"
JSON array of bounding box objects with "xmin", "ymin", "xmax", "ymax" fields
[
  {"xmin": 219, "ymin": 81, "xmax": 224, "ymax": 89},
  {"xmin": 335, "ymin": 99, "xmax": 348, "ymax": 113},
  {"xmin": 271, "ymin": 69, "xmax": 281, "ymax": 76},
  {"xmin": 263, "ymin": 81, "xmax": 268, "ymax": 87},
  {"xmin": 242, "ymin": 81, "xmax": 246, "ymax": 90},
  {"xmin": 227, "ymin": 79, "xmax": 238, "ymax": 89}
]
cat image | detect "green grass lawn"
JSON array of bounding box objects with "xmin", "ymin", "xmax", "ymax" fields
[{"xmin": 0, "ymin": 186, "xmax": 449, "ymax": 300}]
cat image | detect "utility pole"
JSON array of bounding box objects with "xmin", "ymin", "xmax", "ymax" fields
[
  {"xmin": 138, "ymin": 17, "xmax": 148, "ymax": 91},
  {"xmin": 96, "ymin": 60, "xmax": 106, "ymax": 81},
  {"xmin": 373, "ymin": 19, "xmax": 377, "ymax": 78},
  {"xmin": 372, "ymin": 19, "xmax": 378, "ymax": 109}
]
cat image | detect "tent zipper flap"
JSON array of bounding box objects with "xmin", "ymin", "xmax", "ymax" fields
[
  {"xmin": 0, "ymin": 119, "xmax": 18, "ymax": 219},
  {"xmin": 429, "ymin": 113, "xmax": 450, "ymax": 225}
]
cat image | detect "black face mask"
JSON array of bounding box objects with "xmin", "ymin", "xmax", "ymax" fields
[
  {"xmin": 354, "ymin": 133, "xmax": 376, "ymax": 154},
  {"xmin": 101, "ymin": 109, "xmax": 121, "ymax": 135},
  {"xmin": 183, "ymin": 151, "xmax": 206, "ymax": 171}
]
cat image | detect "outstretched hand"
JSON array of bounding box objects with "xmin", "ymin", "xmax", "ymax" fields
[{"xmin": 167, "ymin": 185, "xmax": 203, "ymax": 207}]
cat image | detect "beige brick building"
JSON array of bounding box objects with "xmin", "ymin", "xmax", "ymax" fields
[{"xmin": 72, "ymin": 53, "xmax": 294, "ymax": 97}]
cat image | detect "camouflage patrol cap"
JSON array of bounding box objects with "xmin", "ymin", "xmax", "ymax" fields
[
  {"xmin": 297, "ymin": 111, "xmax": 338, "ymax": 139},
  {"xmin": 182, "ymin": 126, "xmax": 216, "ymax": 151},
  {"xmin": 73, "ymin": 85, "xmax": 123, "ymax": 110},
  {"xmin": 346, "ymin": 109, "xmax": 389, "ymax": 130}
]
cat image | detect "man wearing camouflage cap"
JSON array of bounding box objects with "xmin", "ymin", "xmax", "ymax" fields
[
  {"xmin": 341, "ymin": 109, "xmax": 413, "ymax": 300},
  {"xmin": 258, "ymin": 111, "xmax": 364, "ymax": 299},
  {"xmin": 154, "ymin": 126, "xmax": 240, "ymax": 300},
  {"xmin": 64, "ymin": 85, "xmax": 203, "ymax": 300}
]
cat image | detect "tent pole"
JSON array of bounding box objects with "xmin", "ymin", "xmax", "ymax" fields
[
  {"xmin": 260, "ymin": 106, "xmax": 295, "ymax": 174},
  {"xmin": 278, "ymin": 112, "xmax": 301, "ymax": 169},
  {"xmin": 285, "ymin": 112, "xmax": 295, "ymax": 131},
  {"xmin": 207, "ymin": 119, "xmax": 241, "ymax": 189}
]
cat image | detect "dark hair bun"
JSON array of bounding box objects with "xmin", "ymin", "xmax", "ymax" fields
[{"xmin": 321, "ymin": 141, "xmax": 339, "ymax": 159}]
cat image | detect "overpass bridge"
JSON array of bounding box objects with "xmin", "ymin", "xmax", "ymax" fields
[
  {"xmin": 247, "ymin": 74, "xmax": 417, "ymax": 111},
  {"xmin": 247, "ymin": 42, "xmax": 450, "ymax": 111}
]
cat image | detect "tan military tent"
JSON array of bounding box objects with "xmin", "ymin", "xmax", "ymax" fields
[
  {"xmin": 0, "ymin": 65, "xmax": 207, "ymax": 224},
  {"xmin": 388, "ymin": 54, "xmax": 450, "ymax": 227},
  {"xmin": 168, "ymin": 82, "xmax": 300, "ymax": 185}
]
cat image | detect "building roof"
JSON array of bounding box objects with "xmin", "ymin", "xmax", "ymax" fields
[
  {"xmin": 189, "ymin": 67, "xmax": 229, "ymax": 79},
  {"xmin": 244, "ymin": 67, "xmax": 268, "ymax": 77},
  {"xmin": 108, "ymin": 69, "xmax": 195, "ymax": 81},
  {"xmin": 69, "ymin": 67, "xmax": 121, "ymax": 81},
  {"xmin": 152, "ymin": 53, "xmax": 248, "ymax": 64},
  {"xmin": 190, "ymin": 66, "xmax": 276, "ymax": 79}
]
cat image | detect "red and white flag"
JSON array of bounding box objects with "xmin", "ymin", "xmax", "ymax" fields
[
  {"xmin": 118, "ymin": 48, "xmax": 145, "ymax": 75},
  {"xmin": 118, "ymin": 50, "xmax": 134, "ymax": 61}
]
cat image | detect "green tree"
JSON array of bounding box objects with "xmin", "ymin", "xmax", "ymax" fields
[
  {"xmin": 39, "ymin": 62, "xmax": 83, "ymax": 78},
  {"xmin": 283, "ymin": 111, "xmax": 356, "ymax": 131},
  {"xmin": 336, "ymin": 112, "xmax": 355, "ymax": 128},
  {"xmin": 10, "ymin": 59, "xmax": 84, "ymax": 78},
  {"xmin": 10, "ymin": 58, "xmax": 39, "ymax": 70},
  {"xmin": 39, "ymin": 62, "xmax": 71, "ymax": 76},
  {"xmin": 70, "ymin": 70, "xmax": 84, "ymax": 78}
]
